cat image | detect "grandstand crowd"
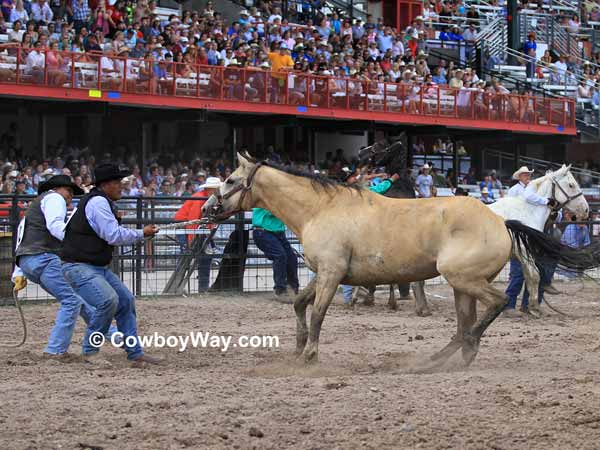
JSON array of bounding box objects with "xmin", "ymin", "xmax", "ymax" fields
[{"xmin": 0, "ymin": 0, "xmax": 594, "ymax": 112}]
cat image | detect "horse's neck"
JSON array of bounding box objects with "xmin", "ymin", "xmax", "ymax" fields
[
  {"xmin": 530, "ymin": 176, "xmax": 553, "ymax": 198},
  {"xmin": 251, "ymin": 167, "xmax": 323, "ymax": 238},
  {"xmin": 524, "ymin": 178, "xmax": 553, "ymax": 229}
]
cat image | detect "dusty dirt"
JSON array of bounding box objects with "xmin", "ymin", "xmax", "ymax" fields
[{"xmin": 1, "ymin": 283, "xmax": 600, "ymax": 450}]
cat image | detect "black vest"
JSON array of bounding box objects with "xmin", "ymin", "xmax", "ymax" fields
[
  {"xmin": 15, "ymin": 191, "xmax": 63, "ymax": 262},
  {"xmin": 61, "ymin": 188, "xmax": 119, "ymax": 266}
]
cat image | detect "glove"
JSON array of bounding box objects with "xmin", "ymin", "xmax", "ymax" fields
[
  {"xmin": 13, "ymin": 276, "xmax": 27, "ymax": 292},
  {"xmin": 547, "ymin": 198, "xmax": 559, "ymax": 209}
]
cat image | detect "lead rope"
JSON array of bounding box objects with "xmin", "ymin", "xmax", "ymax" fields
[{"xmin": 0, "ymin": 288, "xmax": 27, "ymax": 347}]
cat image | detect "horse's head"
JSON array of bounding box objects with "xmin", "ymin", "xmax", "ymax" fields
[
  {"xmin": 549, "ymin": 164, "xmax": 589, "ymax": 219},
  {"xmin": 358, "ymin": 140, "xmax": 406, "ymax": 169},
  {"xmin": 201, "ymin": 152, "xmax": 259, "ymax": 221}
]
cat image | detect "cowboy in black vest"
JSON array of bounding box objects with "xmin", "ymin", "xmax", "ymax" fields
[
  {"xmin": 11, "ymin": 175, "xmax": 89, "ymax": 358},
  {"xmin": 62, "ymin": 163, "xmax": 160, "ymax": 365}
]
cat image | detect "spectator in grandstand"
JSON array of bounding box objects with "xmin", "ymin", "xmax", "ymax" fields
[
  {"xmin": 25, "ymin": 40, "xmax": 45, "ymax": 83},
  {"xmin": 479, "ymin": 186, "xmax": 494, "ymax": 204},
  {"xmin": 523, "ymin": 32, "xmax": 537, "ymax": 55},
  {"xmin": 415, "ymin": 163, "xmax": 434, "ymax": 198},
  {"xmin": 31, "ymin": 0, "xmax": 53, "ymax": 24},
  {"xmin": 9, "ymin": 0, "xmax": 28, "ymax": 23}
]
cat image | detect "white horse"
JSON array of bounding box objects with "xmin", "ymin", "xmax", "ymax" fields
[{"xmin": 488, "ymin": 164, "xmax": 589, "ymax": 315}]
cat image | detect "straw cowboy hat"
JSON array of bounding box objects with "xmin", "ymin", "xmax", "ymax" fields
[
  {"xmin": 422, "ymin": 163, "xmax": 431, "ymax": 170},
  {"xmin": 481, "ymin": 187, "xmax": 489, "ymax": 194},
  {"xmin": 512, "ymin": 166, "xmax": 534, "ymax": 180},
  {"xmin": 199, "ymin": 177, "xmax": 222, "ymax": 190}
]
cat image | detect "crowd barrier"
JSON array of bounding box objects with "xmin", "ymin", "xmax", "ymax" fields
[
  {"xmin": 3, "ymin": 193, "xmax": 600, "ymax": 303},
  {"xmin": 0, "ymin": 44, "xmax": 576, "ymax": 130}
]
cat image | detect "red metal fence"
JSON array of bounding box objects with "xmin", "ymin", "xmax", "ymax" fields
[{"xmin": 0, "ymin": 45, "xmax": 576, "ymax": 131}]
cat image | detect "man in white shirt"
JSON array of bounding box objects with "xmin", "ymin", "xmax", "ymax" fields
[
  {"xmin": 25, "ymin": 41, "xmax": 45, "ymax": 83},
  {"xmin": 31, "ymin": 0, "xmax": 54, "ymax": 23},
  {"xmin": 268, "ymin": 7, "xmax": 282, "ymax": 24},
  {"xmin": 415, "ymin": 164, "xmax": 434, "ymax": 198},
  {"xmin": 12, "ymin": 176, "xmax": 86, "ymax": 357},
  {"xmin": 505, "ymin": 166, "xmax": 559, "ymax": 317}
]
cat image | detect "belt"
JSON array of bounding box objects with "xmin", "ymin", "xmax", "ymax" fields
[{"xmin": 253, "ymin": 227, "xmax": 283, "ymax": 233}]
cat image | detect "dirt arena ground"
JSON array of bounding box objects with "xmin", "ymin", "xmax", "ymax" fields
[{"xmin": 1, "ymin": 283, "xmax": 600, "ymax": 450}]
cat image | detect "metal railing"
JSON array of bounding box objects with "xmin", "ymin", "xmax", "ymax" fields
[
  {"xmin": 0, "ymin": 195, "xmax": 313, "ymax": 303},
  {"xmin": 0, "ymin": 45, "xmax": 576, "ymax": 131},
  {"xmin": 4, "ymin": 192, "xmax": 600, "ymax": 304}
]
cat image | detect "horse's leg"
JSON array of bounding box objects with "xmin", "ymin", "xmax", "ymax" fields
[
  {"xmin": 387, "ymin": 285, "xmax": 398, "ymax": 310},
  {"xmin": 446, "ymin": 279, "xmax": 508, "ymax": 366},
  {"xmin": 430, "ymin": 289, "xmax": 476, "ymax": 362},
  {"xmin": 413, "ymin": 280, "xmax": 431, "ymax": 317},
  {"xmin": 302, "ymin": 271, "xmax": 343, "ymax": 363},
  {"xmin": 294, "ymin": 278, "xmax": 316, "ymax": 356},
  {"xmin": 398, "ymin": 283, "xmax": 411, "ymax": 299},
  {"xmin": 364, "ymin": 286, "xmax": 375, "ymax": 306}
]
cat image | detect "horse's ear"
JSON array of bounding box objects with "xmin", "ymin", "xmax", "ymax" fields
[
  {"xmin": 237, "ymin": 152, "xmax": 251, "ymax": 168},
  {"xmin": 243, "ymin": 150, "xmax": 257, "ymax": 164},
  {"xmin": 565, "ymin": 164, "xmax": 572, "ymax": 171}
]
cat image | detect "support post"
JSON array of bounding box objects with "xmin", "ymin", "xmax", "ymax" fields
[
  {"xmin": 507, "ymin": 0, "xmax": 519, "ymax": 65},
  {"xmin": 452, "ymin": 136, "xmax": 459, "ymax": 187}
]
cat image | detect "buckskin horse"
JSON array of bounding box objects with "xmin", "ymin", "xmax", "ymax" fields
[{"xmin": 203, "ymin": 153, "xmax": 600, "ymax": 369}]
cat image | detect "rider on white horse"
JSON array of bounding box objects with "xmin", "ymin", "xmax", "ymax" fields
[{"xmin": 504, "ymin": 166, "xmax": 559, "ymax": 316}]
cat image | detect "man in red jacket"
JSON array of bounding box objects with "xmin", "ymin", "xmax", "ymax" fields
[{"xmin": 174, "ymin": 176, "xmax": 221, "ymax": 290}]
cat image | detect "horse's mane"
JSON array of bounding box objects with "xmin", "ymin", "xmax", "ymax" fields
[
  {"xmin": 260, "ymin": 160, "xmax": 364, "ymax": 192},
  {"xmin": 529, "ymin": 167, "xmax": 571, "ymax": 196}
]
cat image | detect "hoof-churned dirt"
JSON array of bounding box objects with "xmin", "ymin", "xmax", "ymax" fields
[{"xmin": 1, "ymin": 283, "xmax": 600, "ymax": 449}]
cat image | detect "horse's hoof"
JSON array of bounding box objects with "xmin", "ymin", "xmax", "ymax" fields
[
  {"xmin": 462, "ymin": 334, "xmax": 480, "ymax": 366},
  {"xmin": 387, "ymin": 302, "xmax": 398, "ymax": 311},
  {"xmin": 363, "ymin": 300, "xmax": 375, "ymax": 307},
  {"xmin": 416, "ymin": 308, "xmax": 432, "ymax": 317}
]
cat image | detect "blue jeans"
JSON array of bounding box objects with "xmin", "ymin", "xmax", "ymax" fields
[
  {"xmin": 253, "ymin": 229, "xmax": 299, "ymax": 292},
  {"xmin": 505, "ymin": 258, "xmax": 553, "ymax": 309},
  {"xmin": 19, "ymin": 253, "xmax": 83, "ymax": 355},
  {"xmin": 63, "ymin": 263, "xmax": 143, "ymax": 360},
  {"xmin": 196, "ymin": 235, "xmax": 213, "ymax": 291},
  {"xmin": 342, "ymin": 285, "xmax": 353, "ymax": 304}
]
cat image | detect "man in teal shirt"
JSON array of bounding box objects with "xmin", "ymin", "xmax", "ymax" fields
[{"xmin": 252, "ymin": 208, "xmax": 299, "ymax": 298}]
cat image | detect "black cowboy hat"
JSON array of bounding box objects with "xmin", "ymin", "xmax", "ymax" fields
[
  {"xmin": 38, "ymin": 175, "xmax": 84, "ymax": 196},
  {"xmin": 94, "ymin": 163, "xmax": 131, "ymax": 185}
]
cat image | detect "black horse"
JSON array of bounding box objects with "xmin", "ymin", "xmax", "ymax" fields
[{"xmin": 353, "ymin": 139, "xmax": 432, "ymax": 316}]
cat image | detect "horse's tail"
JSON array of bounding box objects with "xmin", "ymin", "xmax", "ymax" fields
[{"xmin": 504, "ymin": 220, "xmax": 600, "ymax": 274}]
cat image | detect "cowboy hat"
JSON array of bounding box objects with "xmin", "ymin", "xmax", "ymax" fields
[
  {"xmin": 512, "ymin": 166, "xmax": 534, "ymax": 180},
  {"xmin": 94, "ymin": 163, "xmax": 131, "ymax": 185},
  {"xmin": 38, "ymin": 175, "xmax": 84, "ymax": 196},
  {"xmin": 199, "ymin": 177, "xmax": 222, "ymax": 190},
  {"xmin": 422, "ymin": 163, "xmax": 431, "ymax": 169},
  {"xmin": 481, "ymin": 187, "xmax": 489, "ymax": 194}
]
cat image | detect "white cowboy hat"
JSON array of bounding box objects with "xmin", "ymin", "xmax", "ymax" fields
[
  {"xmin": 481, "ymin": 187, "xmax": 489, "ymax": 194},
  {"xmin": 512, "ymin": 166, "xmax": 534, "ymax": 180},
  {"xmin": 199, "ymin": 177, "xmax": 222, "ymax": 190},
  {"xmin": 422, "ymin": 163, "xmax": 431, "ymax": 169}
]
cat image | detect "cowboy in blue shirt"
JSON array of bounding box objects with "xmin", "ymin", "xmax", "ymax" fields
[{"xmin": 62, "ymin": 163, "xmax": 161, "ymax": 365}]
